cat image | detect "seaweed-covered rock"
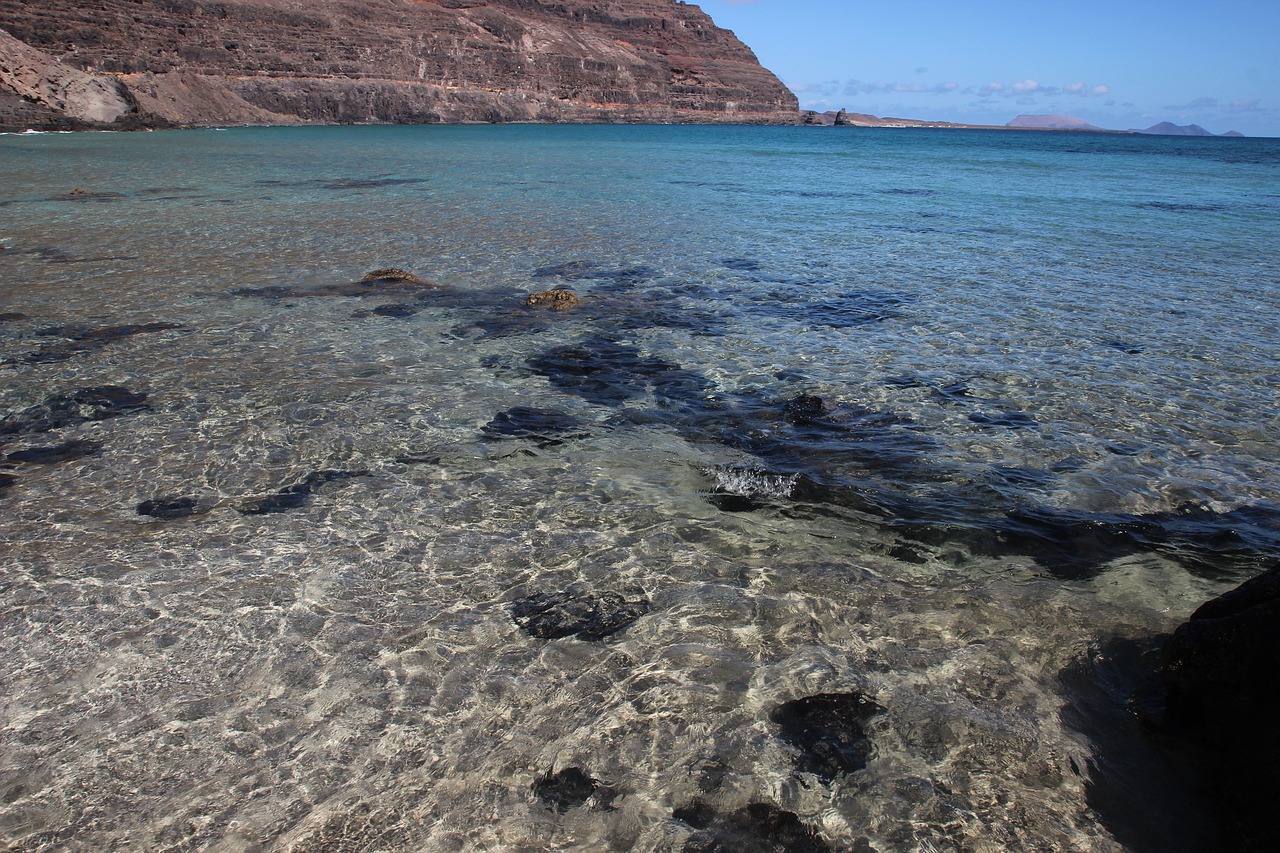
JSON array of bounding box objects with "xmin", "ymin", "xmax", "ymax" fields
[
  {"xmin": 1159, "ymin": 563, "xmax": 1280, "ymax": 849},
  {"xmin": 532, "ymin": 767, "xmax": 617, "ymax": 813},
  {"xmin": 0, "ymin": 386, "xmax": 149, "ymax": 435},
  {"xmin": 137, "ymin": 496, "xmax": 199, "ymax": 519},
  {"xmin": 359, "ymin": 268, "xmax": 427, "ymax": 285},
  {"xmin": 675, "ymin": 800, "xmax": 833, "ymax": 853},
  {"xmin": 771, "ymin": 692, "xmax": 884, "ymax": 781},
  {"xmin": 238, "ymin": 469, "xmax": 367, "ymax": 515},
  {"xmin": 510, "ymin": 590, "xmax": 649, "ymax": 641},
  {"xmin": 525, "ymin": 289, "xmax": 582, "ymax": 310},
  {"xmin": 5, "ymin": 438, "xmax": 103, "ymax": 464}
]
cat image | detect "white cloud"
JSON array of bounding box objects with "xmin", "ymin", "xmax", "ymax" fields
[
  {"xmin": 974, "ymin": 79, "xmax": 1109, "ymax": 99},
  {"xmin": 1164, "ymin": 96, "xmax": 1219, "ymax": 111},
  {"xmin": 843, "ymin": 79, "xmax": 956, "ymax": 96}
]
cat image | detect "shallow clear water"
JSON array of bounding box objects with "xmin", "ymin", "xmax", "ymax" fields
[{"xmin": 1, "ymin": 125, "xmax": 1278, "ymax": 851}]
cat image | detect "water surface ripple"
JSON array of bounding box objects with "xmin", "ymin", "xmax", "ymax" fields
[{"xmin": 1, "ymin": 125, "xmax": 1278, "ymax": 851}]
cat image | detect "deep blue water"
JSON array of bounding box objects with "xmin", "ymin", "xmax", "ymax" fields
[{"xmin": 1, "ymin": 124, "xmax": 1277, "ymax": 851}]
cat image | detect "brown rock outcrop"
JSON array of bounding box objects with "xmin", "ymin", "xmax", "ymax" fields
[{"xmin": 0, "ymin": 0, "xmax": 797, "ymax": 130}]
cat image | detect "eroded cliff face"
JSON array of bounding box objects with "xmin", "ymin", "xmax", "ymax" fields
[{"xmin": 0, "ymin": 0, "xmax": 797, "ymax": 129}]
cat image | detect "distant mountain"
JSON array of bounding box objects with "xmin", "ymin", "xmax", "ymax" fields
[
  {"xmin": 1007, "ymin": 114, "xmax": 1105, "ymax": 131},
  {"xmin": 1136, "ymin": 122, "xmax": 1245, "ymax": 137},
  {"xmin": 1139, "ymin": 122, "xmax": 1213, "ymax": 136}
]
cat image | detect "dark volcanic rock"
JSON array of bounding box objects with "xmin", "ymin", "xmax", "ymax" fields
[
  {"xmin": 532, "ymin": 261, "xmax": 659, "ymax": 289},
  {"xmin": 137, "ymin": 496, "xmax": 199, "ymax": 519},
  {"xmin": 0, "ymin": 0, "xmax": 798, "ymax": 131},
  {"xmin": 771, "ymin": 692, "xmax": 885, "ymax": 781},
  {"xmin": 1159, "ymin": 563, "xmax": 1280, "ymax": 849},
  {"xmin": 528, "ymin": 337, "xmax": 712, "ymax": 407},
  {"xmin": 0, "ymin": 386, "xmax": 149, "ymax": 436},
  {"xmin": 351, "ymin": 303, "xmax": 421, "ymax": 319},
  {"xmin": 5, "ymin": 439, "xmax": 103, "ymax": 464},
  {"xmin": 481, "ymin": 406, "xmax": 586, "ymax": 445},
  {"xmin": 14, "ymin": 322, "xmax": 182, "ymax": 365},
  {"xmin": 745, "ymin": 288, "xmax": 914, "ymax": 328},
  {"xmin": 510, "ymin": 590, "xmax": 649, "ymax": 641},
  {"xmin": 532, "ymin": 767, "xmax": 617, "ymax": 813},
  {"xmin": 675, "ymin": 800, "xmax": 833, "ymax": 853},
  {"xmin": 968, "ymin": 410, "xmax": 1038, "ymax": 429},
  {"xmin": 238, "ymin": 469, "xmax": 367, "ymax": 515}
]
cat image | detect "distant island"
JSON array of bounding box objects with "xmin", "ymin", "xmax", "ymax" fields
[{"xmin": 801, "ymin": 109, "xmax": 1245, "ymax": 137}]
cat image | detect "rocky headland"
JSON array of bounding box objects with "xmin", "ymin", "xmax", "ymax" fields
[{"xmin": 0, "ymin": 0, "xmax": 797, "ymax": 131}]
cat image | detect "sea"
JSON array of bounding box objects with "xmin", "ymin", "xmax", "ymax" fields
[{"xmin": 1, "ymin": 124, "xmax": 1277, "ymax": 852}]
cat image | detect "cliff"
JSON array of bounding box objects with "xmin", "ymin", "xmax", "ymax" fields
[{"xmin": 0, "ymin": 0, "xmax": 797, "ymax": 130}]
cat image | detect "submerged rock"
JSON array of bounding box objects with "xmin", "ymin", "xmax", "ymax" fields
[
  {"xmin": 528, "ymin": 337, "xmax": 712, "ymax": 407},
  {"xmin": 0, "ymin": 472, "xmax": 15, "ymax": 491},
  {"xmin": 481, "ymin": 406, "xmax": 586, "ymax": 445},
  {"xmin": 238, "ymin": 469, "xmax": 367, "ymax": 515},
  {"xmin": 510, "ymin": 589, "xmax": 649, "ymax": 641},
  {"xmin": 5, "ymin": 438, "xmax": 103, "ymax": 464},
  {"xmin": 525, "ymin": 289, "xmax": 582, "ymax": 310},
  {"xmin": 532, "ymin": 767, "xmax": 617, "ymax": 813},
  {"xmin": 675, "ymin": 800, "xmax": 833, "ymax": 853},
  {"xmin": 532, "ymin": 260, "xmax": 658, "ymax": 288},
  {"xmin": 1158, "ymin": 563, "xmax": 1280, "ymax": 849},
  {"xmin": 351, "ymin": 303, "xmax": 421, "ymax": 319},
  {"xmin": 137, "ymin": 496, "xmax": 200, "ymax": 520},
  {"xmin": 0, "ymin": 386, "xmax": 149, "ymax": 436},
  {"xmin": 771, "ymin": 692, "xmax": 884, "ymax": 781},
  {"xmin": 968, "ymin": 410, "xmax": 1038, "ymax": 429},
  {"xmin": 15, "ymin": 322, "xmax": 182, "ymax": 365}
]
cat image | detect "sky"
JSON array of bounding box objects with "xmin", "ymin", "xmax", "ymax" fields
[{"xmin": 696, "ymin": 0, "xmax": 1280, "ymax": 137}]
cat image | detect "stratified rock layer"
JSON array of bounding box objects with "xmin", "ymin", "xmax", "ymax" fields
[{"xmin": 0, "ymin": 0, "xmax": 797, "ymax": 130}]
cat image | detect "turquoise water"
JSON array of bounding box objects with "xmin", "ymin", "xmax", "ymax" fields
[{"xmin": 1, "ymin": 125, "xmax": 1277, "ymax": 851}]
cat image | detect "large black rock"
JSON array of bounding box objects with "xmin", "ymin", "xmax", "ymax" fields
[
  {"xmin": 532, "ymin": 767, "xmax": 617, "ymax": 813},
  {"xmin": 771, "ymin": 692, "xmax": 884, "ymax": 782},
  {"xmin": 510, "ymin": 590, "xmax": 649, "ymax": 641},
  {"xmin": 675, "ymin": 800, "xmax": 834, "ymax": 853},
  {"xmin": 0, "ymin": 386, "xmax": 149, "ymax": 435},
  {"xmin": 1160, "ymin": 563, "xmax": 1280, "ymax": 849}
]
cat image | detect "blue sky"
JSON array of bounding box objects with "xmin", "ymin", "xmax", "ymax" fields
[{"xmin": 697, "ymin": 0, "xmax": 1280, "ymax": 137}]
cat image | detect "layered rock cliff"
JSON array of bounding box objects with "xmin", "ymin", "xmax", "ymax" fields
[{"xmin": 0, "ymin": 0, "xmax": 797, "ymax": 130}]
